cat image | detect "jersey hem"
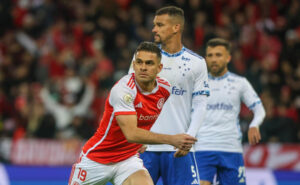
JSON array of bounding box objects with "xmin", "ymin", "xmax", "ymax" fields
[{"xmin": 195, "ymin": 147, "xmax": 243, "ymax": 153}]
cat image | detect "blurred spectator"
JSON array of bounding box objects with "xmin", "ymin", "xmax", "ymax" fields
[{"xmin": 40, "ymin": 70, "xmax": 95, "ymax": 139}]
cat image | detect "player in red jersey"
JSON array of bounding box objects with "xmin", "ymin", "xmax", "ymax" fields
[{"xmin": 68, "ymin": 42, "xmax": 197, "ymax": 185}]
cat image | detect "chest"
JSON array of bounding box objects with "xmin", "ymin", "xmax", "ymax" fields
[
  {"xmin": 209, "ymin": 78, "xmax": 242, "ymax": 103},
  {"xmin": 159, "ymin": 56, "xmax": 194, "ymax": 87},
  {"xmin": 133, "ymin": 91, "xmax": 166, "ymax": 126}
]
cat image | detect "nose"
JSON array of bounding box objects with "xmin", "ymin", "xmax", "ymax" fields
[
  {"xmin": 152, "ymin": 26, "xmax": 157, "ymax": 33},
  {"xmin": 139, "ymin": 63, "xmax": 147, "ymax": 71}
]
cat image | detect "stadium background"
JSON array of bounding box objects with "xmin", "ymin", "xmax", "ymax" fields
[{"xmin": 0, "ymin": 0, "xmax": 299, "ymax": 184}]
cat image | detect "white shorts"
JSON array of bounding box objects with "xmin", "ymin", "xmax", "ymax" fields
[{"xmin": 68, "ymin": 154, "xmax": 146, "ymax": 185}]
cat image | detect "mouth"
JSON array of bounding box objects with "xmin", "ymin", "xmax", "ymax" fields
[
  {"xmin": 138, "ymin": 73, "xmax": 148, "ymax": 78},
  {"xmin": 154, "ymin": 34, "xmax": 160, "ymax": 40},
  {"xmin": 210, "ymin": 64, "xmax": 218, "ymax": 69}
]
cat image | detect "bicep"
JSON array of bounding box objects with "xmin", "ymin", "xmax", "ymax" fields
[
  {"xmin": 193, "ymin": 62, "xmax": 210, "ymax": 97},
  {"xmin": 241, "ymin": 79, "xmax": 260, "ymax": 107},
  {"xmin": 116, "ymin": 114, "xmax": 138, "ymax": 136}
]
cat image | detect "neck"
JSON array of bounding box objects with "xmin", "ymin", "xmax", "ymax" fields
[
  {"xmin": 136, "ymin": 79, "xmax": 157, "ymax": 92},
  {"xmin": 210, "ymin": 69, "xmax": 228, "ymax": 77},
  {"xmin": 161, "ymin": 36, "xmax": 183, "ymax": 54}
]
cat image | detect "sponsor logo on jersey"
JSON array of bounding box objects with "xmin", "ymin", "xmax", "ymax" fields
[
  {"xmin": 207, "ymin": 103, "xmax": 233, "ymax": 110},
  {"xmin": 192, "ymin": 90, "xmax": 210, "ymax": 97},
  {"xmin": 123, "ymin": 94, "xmax": 133, "ymax": 104},
  {"xmin": 182, "ymin": 56, "xmax": 191, "ymax": 61},
  {"xmin": 172, "ymin": 86, "xmax": 187, "ymax": 95},
  {"xmin": 135, "ymin": 102, "xmax": 143, "ymax": 108},
  {"xmin": 204, "ymin": 81, "xmax": 209, "ymax": 88},
  {"xmin": 157, "ymin": 98, "xmax": 165, "ymax": 109},
  {"xmin": 139, "ymin": 114, "xmax": 159, "ymax": 121}
]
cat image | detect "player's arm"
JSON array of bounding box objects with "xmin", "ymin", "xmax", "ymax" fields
[
  {"xmin": 186, "ymin": 60, "xmax": 210, "ymax": 137},
  {"xmin": 175, "ymin": 60, "xmax": 209, "ymax": 158},
  {"xmin": 248, "ymin": 103, "xmax": 266, "ymax": 145},
  {"xmin": 116, "ymin": 114, "xmax": 197, "ymax": 151},
  {"xmin": 242, "ymin": 78, "xmax": 266, "ymax": 145},
  {"xmin": 174, "ymin": 95, "xmax": 207, "ymax": 157}
]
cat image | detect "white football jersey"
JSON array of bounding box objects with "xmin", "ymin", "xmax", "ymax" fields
[
  {"xmin": 130, "ymin": 46, "xmax": 209, "ymax": 151},
  {"xmin": 195, "ymin": 72, "xmax": 262, "ymax": 153}
]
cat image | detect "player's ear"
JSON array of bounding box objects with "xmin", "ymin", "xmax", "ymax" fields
[
  {"xmin": 227, "ymin": 55, "xmax": 232, "ymax": 64},
  {"xmin": 158, "ymin": 63, "xmax": 163, "ymax": 73},
  {"xmin": 173, "ymin": 24, "xmax": 180, "ymax": 34}
]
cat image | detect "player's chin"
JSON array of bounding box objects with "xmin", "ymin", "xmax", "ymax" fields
[{"xmin": 153, "ymin": 37, "xmax": 161, "ymax": 43}]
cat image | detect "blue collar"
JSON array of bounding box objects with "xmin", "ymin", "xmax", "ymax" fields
[
  {"xmin": 159, "ymin": 45, "xmax": 185, "ymax": 57},
  {"xmin": 208, "ymin": 72, "xmax": 230, "ymax": 80}
]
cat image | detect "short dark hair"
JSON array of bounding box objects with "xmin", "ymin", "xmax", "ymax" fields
[
  {"xmin": 206, "ymin": 38, "xmax": 231, "ymax": 53},
  {"xmin": 135, "ymin": 41, "xmax": 161, "ymax": 61},
  {"xmin": 156, "ymin": 6, "xmax": 184, "ymax": 18}
]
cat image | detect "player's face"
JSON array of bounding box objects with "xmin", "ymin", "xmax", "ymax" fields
[
  {"xmin": 152, "ymin": 14, "xmax": 175, "ymax": 44},
  {"xmin": 206, "ymin": 46, "xmax": 231, "ymax": 77},
  {"xmin": 133, "ymin": 51, "xmax": 163, "ymax": 84}
]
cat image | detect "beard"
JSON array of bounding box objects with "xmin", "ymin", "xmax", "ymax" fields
[
  {"xmin": 209, "ymin": 63, "xmax": 227, "ymax": 76},
  {"xmin": 153, "ymin": 34, "xmax": 162, "ymax": 44}
]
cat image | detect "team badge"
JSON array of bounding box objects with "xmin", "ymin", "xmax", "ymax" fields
[
  {"xmin": 123, "ymin": 94, "xmax": 133, "ymax": 104},
  {"xmin": 157, "ymin": 98, "xmax": 165, "ymax": 109}
]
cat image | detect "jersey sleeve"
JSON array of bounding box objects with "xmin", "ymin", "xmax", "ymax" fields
[
  {"xmin": 192, "ymin": 59, "xmax": 210, "ymax": 98},
  {"xmin": 109, "ymin": 80, "xmax": 137, "ymax": 116},
  {"xmin": 241, "ymin": 78, "xmax": 262, "ymax": 109},
  {"xmin": 187, "ymin": 58, "xmax": 209, "ymax": 137}
]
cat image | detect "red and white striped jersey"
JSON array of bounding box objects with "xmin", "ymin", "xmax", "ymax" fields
[{"xmin": 82, "ymin": 73, "xmax": 171, "ymax": 164}]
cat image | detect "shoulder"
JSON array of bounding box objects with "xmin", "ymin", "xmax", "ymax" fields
[
  {"xmin": 111, "ymin": 74, "xmax": 137, "ymax": 96},
  {"xmin": 183, "ymin": 47, "xmax": 205, "ymax": 62},
  {"xmin": 156, "ymin": 76, "xmax": 171, "ymax": 93},
  {"xmin": 227, "ymin": 72, "xmax": 253, "ymax": 87},
  {"xmin": 183, "ymin": 48, "xmax": 207, "ymax": 70},
  {"xmin": 227, "ymin": 72, "xmax": 246, "ymax": 81}
]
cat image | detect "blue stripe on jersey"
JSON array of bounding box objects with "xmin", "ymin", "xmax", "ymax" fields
[
  {"xmin": 160, "ymin": 46, "xmax": 186, "ymax": 57},
  {"xmin": 248, "ymin": 101, "xmax": 262, "ymax": 110},
  {"xmin": 185, "ymin": 48, "xmax": 204, "ymax": 60},
  {"xmin": 208, "ymin": 72, "xmax": 230, "ymax": 80},
  {"xmin": 192, "ymin": 90, "xmax": 210, "ymax": 97}
]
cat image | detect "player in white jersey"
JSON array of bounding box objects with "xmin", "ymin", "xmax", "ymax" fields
[
  {"xmin": 129, "ymin": 6, "xmax": 209, "ymax": 185},
  {"xmin": 195, "ymin": 38, "xmax": 266, "ymax": 185}
]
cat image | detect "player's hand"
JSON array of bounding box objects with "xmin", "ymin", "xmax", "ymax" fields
[
  {"xmin": 171, "ymin": 134, "xmax": 197, "ymax": 151},
  {"xmin": 174, "ymin": 149, "xmax": 189, "ymax": 158},
  {"xmin": 248, "ymin": 127, "xmax": 261, "ymax": 145},
  {"xmin": 138, "ymin": 145, "xmax": 147, "ymax": 154}
]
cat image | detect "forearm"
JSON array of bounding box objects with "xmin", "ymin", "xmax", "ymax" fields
[
  {"xmin": 249, "ymin": 102, "xmax": 266, "ymax": 128},
  {"xmin": 116, "ymin": 115, "xmax": 174, "ymax": 145},
  {"xmin": 125, "ymin": 127, "xmax": 174, "ymax": 145},
  {"xmin": 186, "ymin": 95, "xmax": 208, "ymax": 137}
]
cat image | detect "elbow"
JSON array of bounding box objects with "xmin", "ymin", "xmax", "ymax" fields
[{"xmin": 123, "ymin": 132, "xmax": 137, "ymax": 143}]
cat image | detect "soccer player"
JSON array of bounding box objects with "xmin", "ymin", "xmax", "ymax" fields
[
  {"xmin": 129, "ymin": 6, "xmax": 209, "ymax": 185},
  {"xmin": 68, "ymin": 42, "xmax": 197, "ymax": 185},
  {"xmin": 195, "ymin": 38, "xmax": 266, "ymax": 185}
]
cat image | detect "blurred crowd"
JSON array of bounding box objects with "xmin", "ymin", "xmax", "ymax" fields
[{"xmin": 0, "ymin": 0, "xmax": 299, "ymax": 143}]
